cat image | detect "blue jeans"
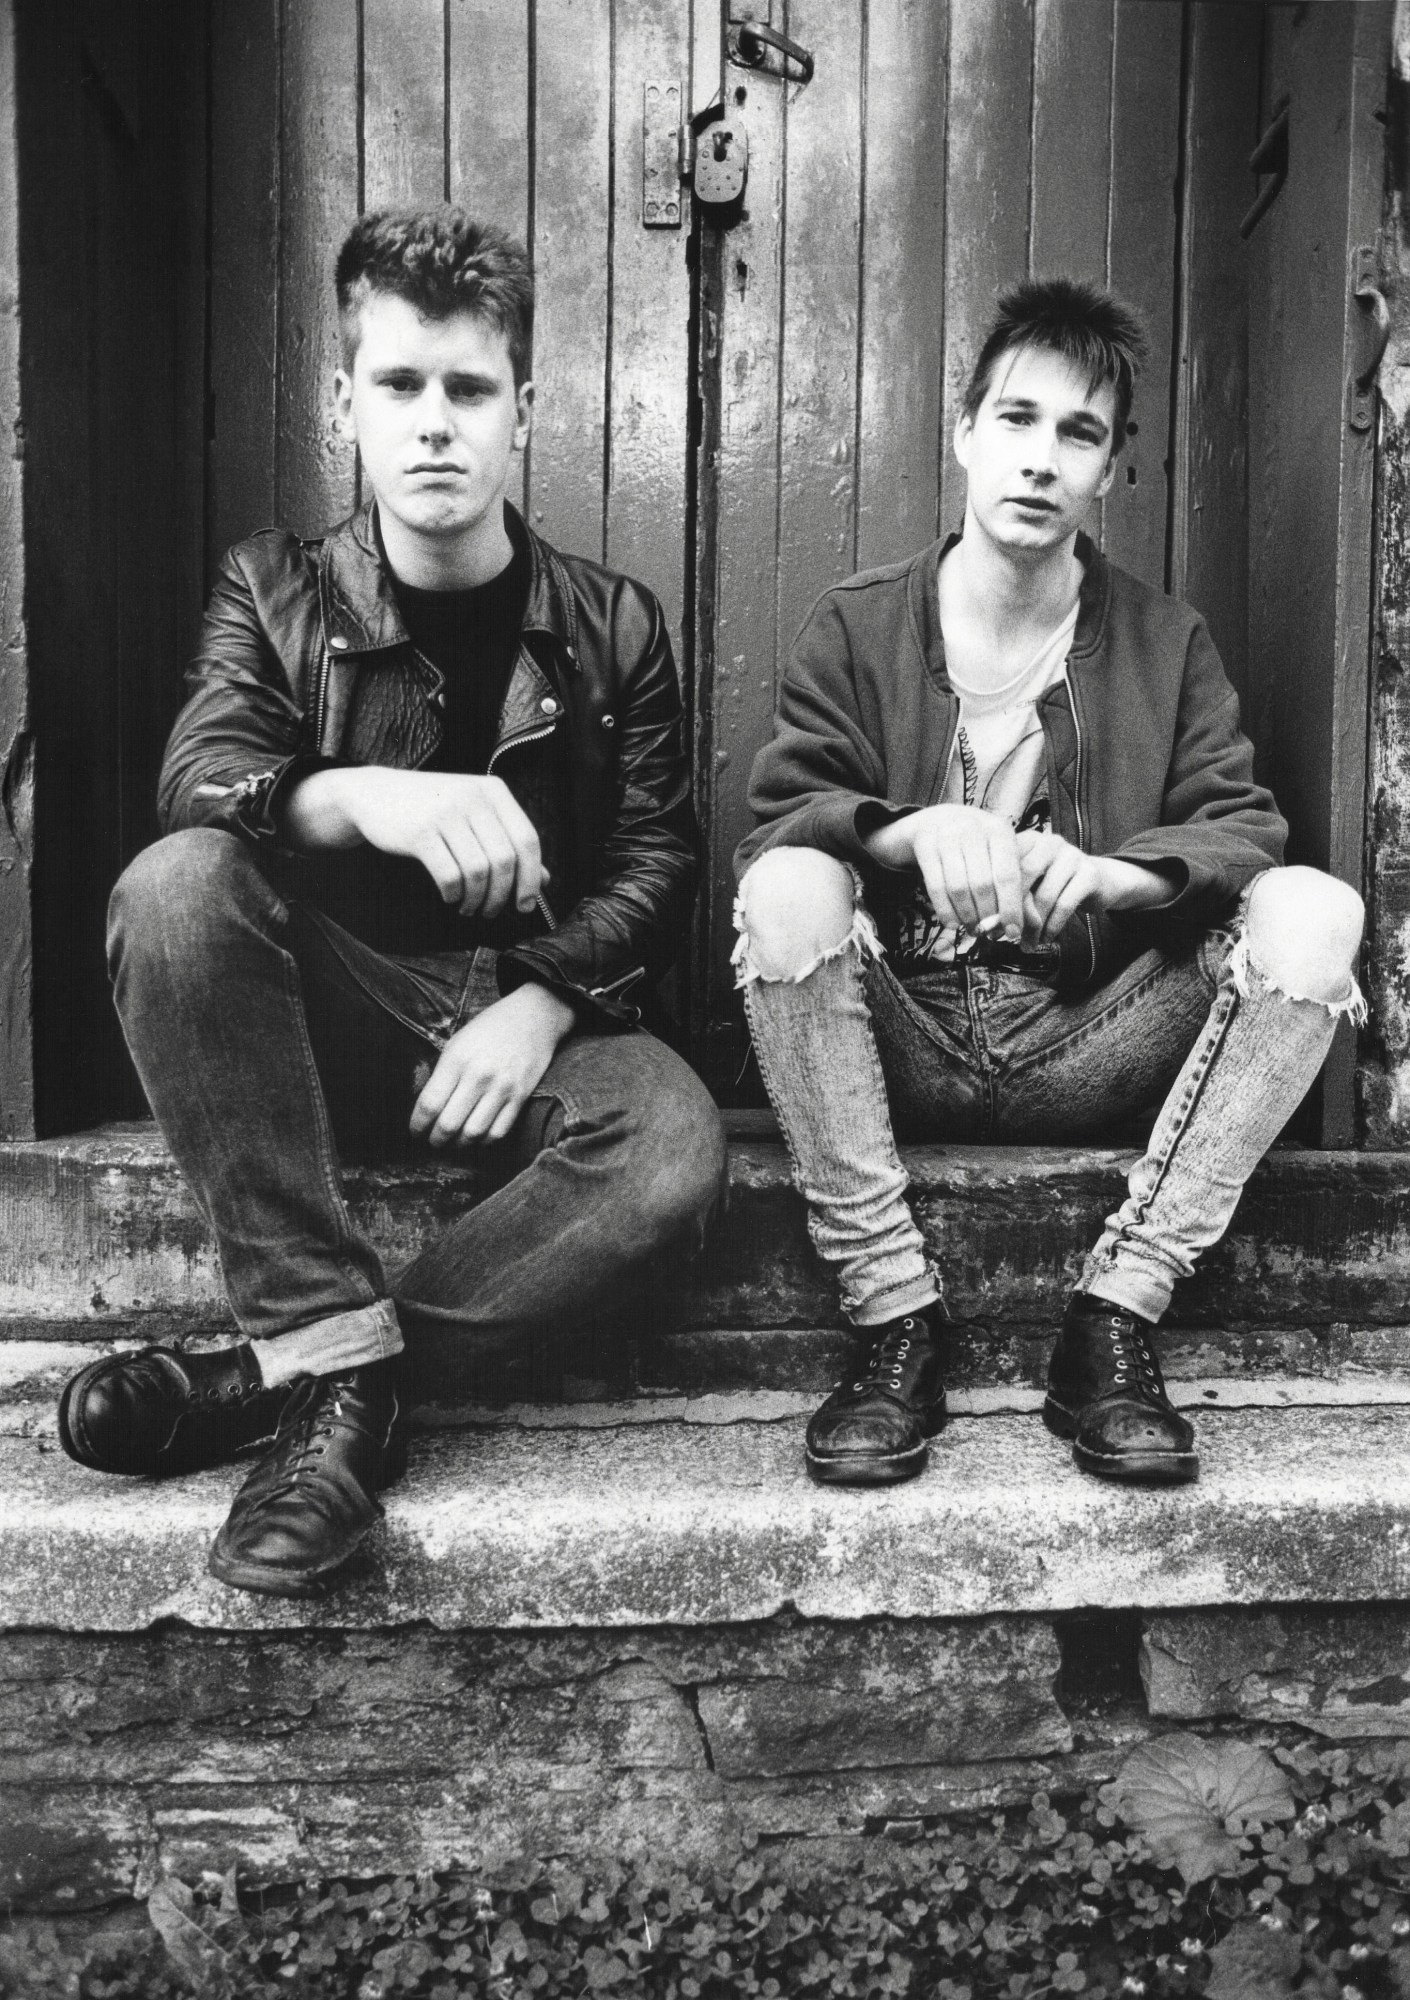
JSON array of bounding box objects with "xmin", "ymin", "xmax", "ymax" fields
[
  {"xmin": 108, "ymin": 830, "xmax": 726, "ymax": 1380},
  {"xmin": 736, "ymin": 854, "xmax": 1364, "ymax": 1329}
]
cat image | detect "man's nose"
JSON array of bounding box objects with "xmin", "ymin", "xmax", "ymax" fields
[
  {"xmin": 1021, "ymin": 425, "xmax": 1059, "ymax": 480},
  {"xmin": 416, "ymin": 386, "xmax": 454, "ymax": 439}
]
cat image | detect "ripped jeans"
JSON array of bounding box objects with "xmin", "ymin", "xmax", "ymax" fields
[{"xmin": 735, "ymin": 856, "xmax": 1365, "ymax": 1329}]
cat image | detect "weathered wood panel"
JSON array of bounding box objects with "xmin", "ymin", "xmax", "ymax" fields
[
  {"xmin": 1029, "ymin": 0, "xmax": 1113, "ymax": 284},
  {"xmin": 364, "ymin": 0, "xmax": 448, "ymax": 207},
  {"xmin": 855, "ymin": 0, "xmax": 948, "ymax": 571},
  {"xmin": 208, "ymin": 0, "xmax": 281, "ymax": 560},
  {"xmin": 1167, "ymin": 0, "xmax": 1260, "ymax": 716},
  {"xmin": 1102, "ymin": 0, "xmax": 1182, "ymax": 589},
  {"xmin": 528, "ymin": 0, "xmax": 613, "ymax": 560},
  {"xmin": 938, "ymin": 0, "xmax": 1033, "ymax": 534},
  {"xmin": 604, "ymin": 0, "xmax": 694, "ymax": 642},
  {"xmin": 276, "ymin": 0, "xmax": 359, "ymax": 535},
  {"xmin": 697, "ymin": 57, "xmax": 787, "ymax": 1080},
  {"xmin": 0, "ymin": 0, "xmax": 29, "ymax": 1141},
  {"xmin": 776, "ymin": 2, "xmax": 863, "ymax": 660},
  {"xmin": 448, "ymin": 0, "xmax": 532, "ymax": 236}
]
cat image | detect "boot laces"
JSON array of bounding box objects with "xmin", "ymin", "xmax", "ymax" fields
[
  {"xmin": 853, "ymin": 1316, "xmax": 926, "ymax": 1396},
  {"xmin": 1106, "ymin": 1317, "xmax": 1166, "ymax": 1402}
]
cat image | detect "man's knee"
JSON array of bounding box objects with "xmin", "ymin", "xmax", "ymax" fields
[
  {"xmin": 735, "ymin": 846, "xmax": 859, "ymax": 982},
  {"xmin": 1243, "ymin": 865, "xmax": 1364, "ymax": 1004},
  {"xmin": 619, "ymin": 1041, "xmax": 727, "ymax": 1246},
  {"xmin": 108, "ymin": 830, "xmax": 267, "ymax": 971}
]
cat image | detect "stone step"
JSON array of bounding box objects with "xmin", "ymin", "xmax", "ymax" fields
[
  {"xmin": 4, "ymin": 1119, "xmax": 1410, "ymax": 1386},
  {"xmin": 6, "ymin": 1386, "xmax": 1410, "ymax": 1632},
  {"xmin": 8, "ymin": 1382, "xmax": 1410, "ymax": 1907}
]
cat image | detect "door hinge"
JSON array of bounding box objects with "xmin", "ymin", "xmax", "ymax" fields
[{"xmin": 1349, "ymin": 244, "xmax": 1391, "ymax": 434}]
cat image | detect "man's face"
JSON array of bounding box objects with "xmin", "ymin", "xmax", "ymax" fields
[
  {"xmin": 335, "ymin": 293, "xmax": 532, "ymax": 548},
  {"xmin": 954, "ymin": 344, "xmax": 1117, "ymax": 556}
]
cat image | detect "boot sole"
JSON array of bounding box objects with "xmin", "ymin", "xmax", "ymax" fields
[
  {"xmin": 1043, "ymin": 1396, "xmax": 1199, "ymax": 1485},
  {"xmin": 207, "ymin": 1514, "xmax": 382, "ymax": 1598},
  {"xmin": 805, "ymin": 1406, "xmax": 947, "ymax": 1487}
]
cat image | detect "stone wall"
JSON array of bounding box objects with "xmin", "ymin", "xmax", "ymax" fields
[{"xmin": 6, "ymin": 1604, "xmax": 1410, "ymax": 1912}]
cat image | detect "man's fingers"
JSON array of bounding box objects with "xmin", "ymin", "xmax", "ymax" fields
[
  {"xmin": 1041, "ymin": 874, "xmax": 1090, "ymax": 940},
  {"xmin": 986, "ymin": 830, "xmax": 1025, "ymax": 939},
  {"xmin": 478, "ymin": 783, "xmax": 544, "ymax": 912},
  {"xmin": 414, "ymin": 831, "xmax": 472, "ymax": 909},
  {"xmin": 450, "ymin": 812, "xmax": 517, "ymax": 918},
  {"xmin": 409, "ymin": 1048, "xmax": 460, "ymax": 1135}
]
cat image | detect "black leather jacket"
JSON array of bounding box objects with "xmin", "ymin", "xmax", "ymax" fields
[{"xmin": 158, "ymin": 503, "xmax": 699, "ymax": 1028}]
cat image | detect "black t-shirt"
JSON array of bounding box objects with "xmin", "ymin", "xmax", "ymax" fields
[{"xmin": 298, "ymin": 522, "xmax": 532, "ymax": 957}]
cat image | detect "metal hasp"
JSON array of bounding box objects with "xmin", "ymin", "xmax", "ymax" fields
[
  {"xmin": 642, "ymin": 79, "xmax": 683, "ymax": 228},
  {"xmin": 1240, "ymin": 94, "xmax": 1289, "ymax": 240},
  {"xmin": 693, "ymin": 109, "xmax": 749, "ymax": 208},
  {"xmin": 1348, "ymin": 244, "xmax": 1390, "ymax": 433}
]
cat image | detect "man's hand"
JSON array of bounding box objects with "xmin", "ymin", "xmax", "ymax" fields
[
  {"xmin": 409, "ymin": 984, "xmax": 576, "ymax": 1147},
  {"xmin": 865, "ymin": 804, "xmax": 1025, "ymax": 942},
  {"xmin": 282, "ymin": 767, "xmax": 546, "ymax": 919},
  {"xmin": 1017, "ymin": 831, "xmax": 1173, "ymax": 941}
]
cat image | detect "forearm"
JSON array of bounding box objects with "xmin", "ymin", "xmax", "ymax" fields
[
  {"xmin": 278, "ymin": 767, "xmax": 370, "ymax": 852},
  {"xmin": 1099, "ymin": 855, "xmax": 1183, "ymax": 913}
]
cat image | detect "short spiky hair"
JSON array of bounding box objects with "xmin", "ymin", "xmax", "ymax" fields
[
  {"xmin": 962, "ymin": 277, "xmax": 1149, "ymax": 451},
  {"xmin": 335, "ymin": 206, "xmax": 534, "ymax": 384}
]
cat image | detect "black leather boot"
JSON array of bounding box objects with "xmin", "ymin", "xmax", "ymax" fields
[
  {"xmin": 805, "ymin": 1304, "xmax": 948, "ymax": 1486},
  {"xmin": 1043, "ymin": 1293, "xmax": 1198, "ymax": 1485},
  {"xmin": 58, "ymin": 1341, "xmax": 289, "ymax": 1477},
  {"xmin": 208, "ymin": 1360, "xmax": 405, "ymax": 1597}
]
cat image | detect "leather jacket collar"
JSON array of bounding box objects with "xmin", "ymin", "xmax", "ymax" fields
[{"xmin": 316, "ymin": 499, "xmax": 583, "ymax": 668}]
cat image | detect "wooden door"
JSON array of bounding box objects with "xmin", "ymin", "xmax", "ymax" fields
[{"xmin": 691, "ymin": 0, "xmax": 1387, "ymax": 1135}]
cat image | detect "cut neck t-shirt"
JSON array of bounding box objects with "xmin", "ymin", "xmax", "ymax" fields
[{"xmin": 893, "ymin": 594, "xmax": 1080, "ymax": 969}]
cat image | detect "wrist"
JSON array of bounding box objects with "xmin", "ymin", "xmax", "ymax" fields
[{"xmin": 509, "ymin": 980, "xmax": 577, "ymax": 1038}]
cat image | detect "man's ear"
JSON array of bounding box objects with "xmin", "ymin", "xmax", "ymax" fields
[
  {"xmin": 953, "ymin": 410, "xmax": 973, "ymax": 470},
  {"xmin": 514, "ymin": 380, "xmax": 535, "ymax": 452},
  {"xmin": 333, "ymin": 367, "xmax": 356, "ymax": 441},
  {"xmin": 1095, "ymin": 450, "xmax": 1117, "ymax": 501}
]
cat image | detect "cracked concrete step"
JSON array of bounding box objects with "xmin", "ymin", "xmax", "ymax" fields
[
  {"xmin": 6, "ymin": 1395, "xmax": 1410, "ymax": 1632},
  {"xmin": 3, "ymin": 1120, "xmax": 1410, "ymax": 1371}
]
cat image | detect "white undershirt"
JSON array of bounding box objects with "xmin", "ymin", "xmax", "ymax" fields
[{"xmin": 939, "ymin": 599, "xmax": 1080, "ymax": 827}]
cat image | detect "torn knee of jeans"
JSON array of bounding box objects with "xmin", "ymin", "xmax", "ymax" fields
[
  {"xmin": 1228, "ymin": 930, "xmax": 1368, "ymax": 1026},
  {"xmin": 731, "ymin": 890, "xmax": 884, "ymax": 988}
]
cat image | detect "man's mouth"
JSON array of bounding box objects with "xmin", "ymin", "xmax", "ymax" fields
[
  {"xmin": 407, "ymin": 462, "xmax": 466, "ymax": 477},
  {"xmin": 1008, "ymin": 495, "xmax": 1057, "ymax": 512}
]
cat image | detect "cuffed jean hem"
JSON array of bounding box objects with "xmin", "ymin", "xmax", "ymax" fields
[
  {"xmin": 1078, "ymin": 1262, "xmax": 1173, "ymax": 1326},
  {"xmin": 251, "ymin": 1297, "xmax": 404, "ymax": 1386},
  {"xmin": 848, "ymin": 1269, "xmax": 945, "ymax": 1330}
]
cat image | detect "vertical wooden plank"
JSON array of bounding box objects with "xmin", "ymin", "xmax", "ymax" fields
[
  {"xmin": 1326, "ymin": 0, "xmax": 1390, "ymax": 1144},
  {"xmin": 1029, "ymin": 0, "xmax": 1113, "ymax": 283},
  {"xmin": 698, "ymin": 41, "xmax": 786, "ymax": 1082},
  {"xmin": 208, "ymin": 0, "xmax": 281, "ymax": 561},
  {"xmin": 448, "ymin": 0, "xmax": 530, "ymax": 235},
  {"xmin": 277, "ymin": 0, "xmax": 359, "ymax": 536},
  {"xmin": 0, "ymin": 0, "xmax": 32, "ymax": 1137},
  {"xmin": 1102, "ymin": 0, "xmax": 1182, "ymax": 588},
  {"xmin": 939, "ymin": 0, "xmax": 1034, "ymax": 532},
  {"xmin": 529, "ymin": 0, "xmax": 611, "ymax": 560},
  {"xmin": 448, "ymin": 0, "xmax": 530, "ymax": 514},
  {"xmin": 856, "ymin": 0, "xmax": 947, "ymax": 570},
  {"xmin": 604, "ymin": 0, "xmax": 693, "ymax": 640},
  {"xmin": 1167, "ymin": 2, "xmax": 1260, "ymax": 715},
  {"xmin": 775, "ymin": 0, "xmax": 864, "ymax": 656},
  {"xmin": 363, "ymin": 0, "xmax": 447, "ymax": 207}
]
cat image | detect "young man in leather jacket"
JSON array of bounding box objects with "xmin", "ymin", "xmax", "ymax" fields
[
  {"xmin": 734, "ymin": 278, "xmax": 1365, "ymax": 1492},
  {"xmin": 57, "ymin": 207, "xmax": 725, "ymax": 1596}
]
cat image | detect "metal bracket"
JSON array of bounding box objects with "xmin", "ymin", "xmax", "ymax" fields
[
  {"xmin": 1349, "ymin": 244, "xmax": 1391, "ymax": 433},
  {"xmin": 1240, "ymin": 95, "xmax": 1289, "ymax": 241},
  {"xmin": 642, "ymin": 79, "xmax": 683, "ymax": 229}
]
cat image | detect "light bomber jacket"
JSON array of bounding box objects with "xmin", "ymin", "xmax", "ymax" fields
[{"xmin": 736, "ymin": 532, "xmax": 1288, "ymax": 992}]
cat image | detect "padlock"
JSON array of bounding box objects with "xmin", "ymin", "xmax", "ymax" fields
[{"xmin": 694, "ymin": 116, "xmax": 748, "ymax": 207}]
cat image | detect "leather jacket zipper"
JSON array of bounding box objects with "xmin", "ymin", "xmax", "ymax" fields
[
  {"xmin": 1064, "ymin": 667, "xmax": 1099, "ymax": 980},
  {"xmin": 488, "ymin": 718, "xmax": 560, "ymax": 930},
  {"xmin": 312, "ymin": 650, "xmax": 331, "ymax": 754}
]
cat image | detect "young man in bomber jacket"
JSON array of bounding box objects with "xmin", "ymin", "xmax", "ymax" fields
[
  {"xmin": 56, "ymin": 208, "xmax": 725, "ymax": 1595},
  {"xmin": 734, "ymin": 278, "xmax": 1364, "ymax": 1491}
]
